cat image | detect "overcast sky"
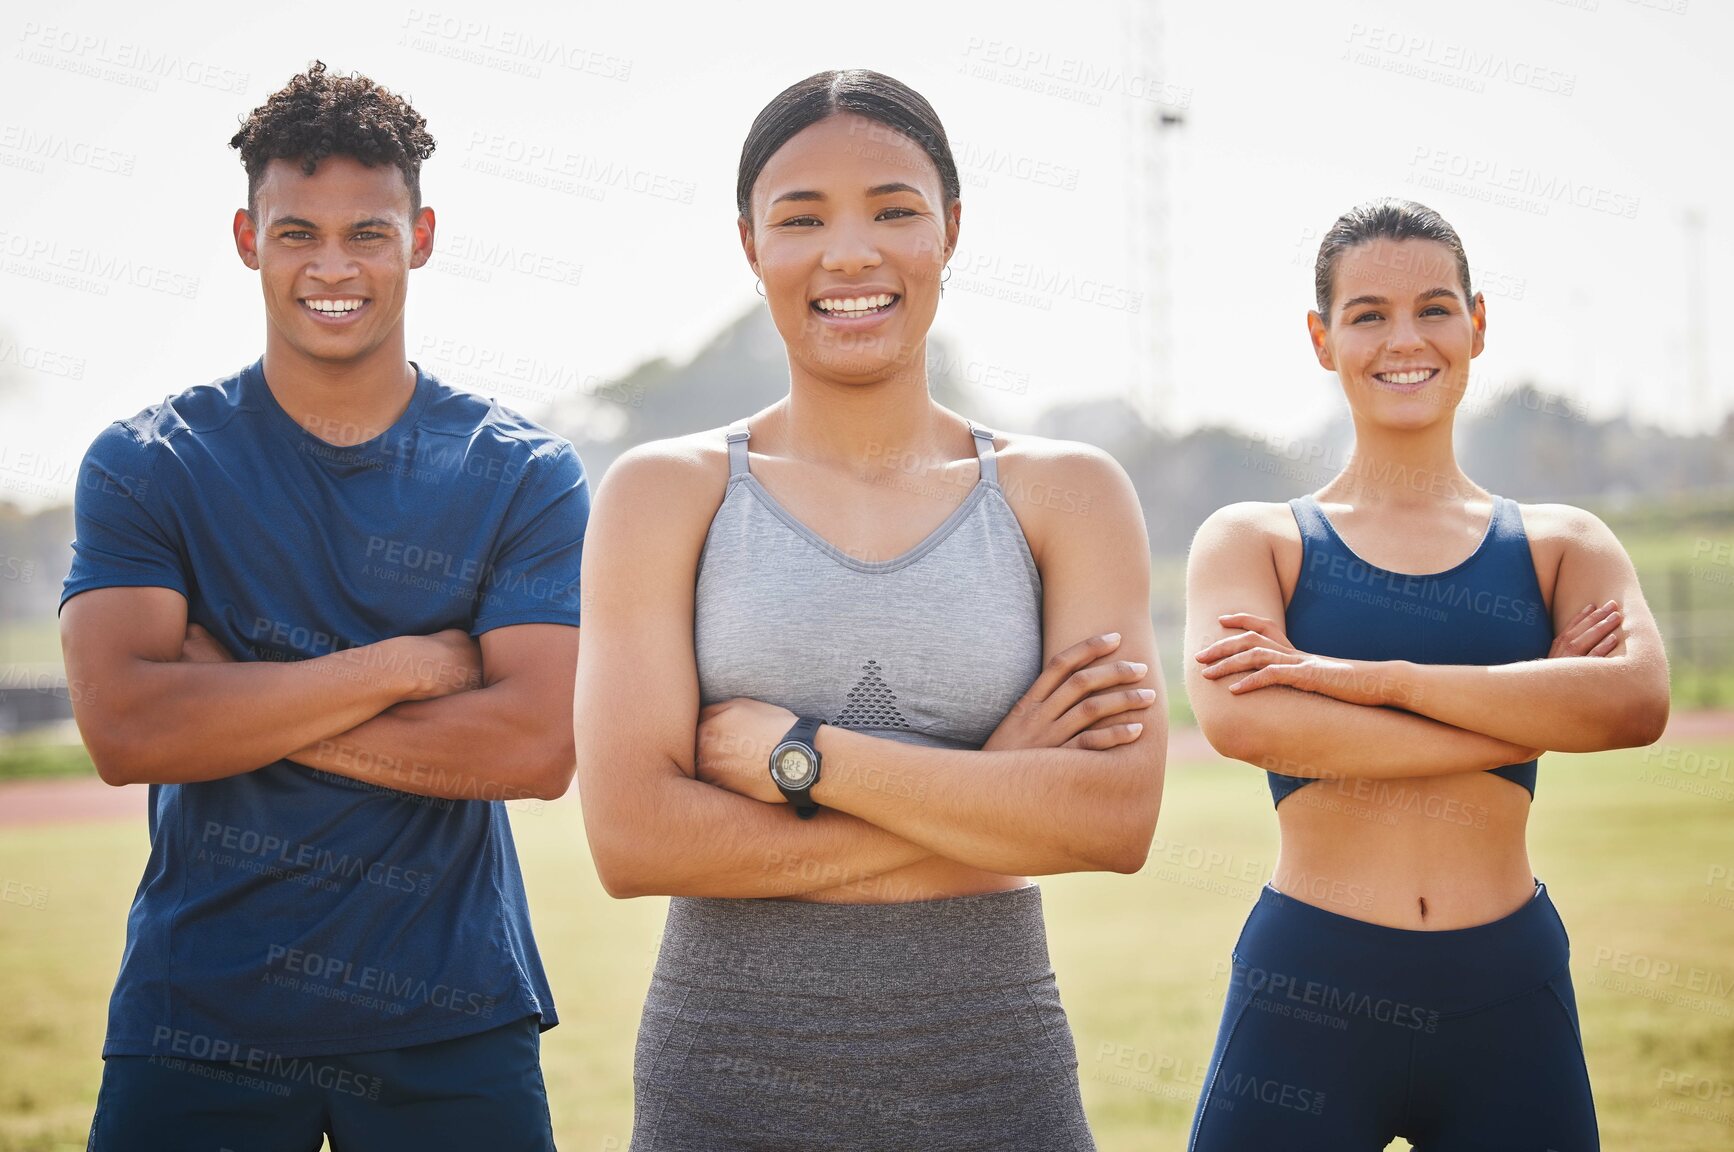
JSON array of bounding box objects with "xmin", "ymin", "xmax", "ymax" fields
[{"xmin": 2, "ymin": 0, "xmax": 1727, "ymax": 508}]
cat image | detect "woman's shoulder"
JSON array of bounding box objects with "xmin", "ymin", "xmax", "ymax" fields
[
  {"xmin": 973, "ymin": 428, "xmax": 1145, "ymax": 569},
  {"xmin": 592, "ymin": 426, "xmax": 745, "ymax": 525},
  {"xmin": 1191, "ymin": 499, "xmax": 1305, "ymax": 548},
  {"xmin": 1507, "ymin": 499, "xmax": 1619, "ymax": 546},
  {"xmin": 1506, "ymin": 501, "xmax": 1632, "ymax": 574},
  {"xmin": 988, "ymin": 426, "xmax": 1116, "ymax": 467},
  {"xmin": 605, "ymin": 425, "xmax": 743, "ymax": 485},
  {"xmin": 988, "ymin": 428, "xmax": 1134, "ymax": 513}
]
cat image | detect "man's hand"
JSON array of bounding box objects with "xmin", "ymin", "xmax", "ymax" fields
[
  {"xmin": 389, "ymin": 629, "xmax": 485, "ymax": 700},
  {"xmin": 180, "ymin": 622, "xmax": 484, "ymax": 702},
  {"xmin": 180, "ymin": 623, "xmax": 234, "ymax": 664}
]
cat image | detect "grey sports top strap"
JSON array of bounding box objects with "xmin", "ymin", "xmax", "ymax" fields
[
  {"xmin": 726, "ymin": 421, "xmax": 751, "ymax": 476},
  {"xmin": 967, "ymin": 421, "xmax": 998, "ymax": 484}
]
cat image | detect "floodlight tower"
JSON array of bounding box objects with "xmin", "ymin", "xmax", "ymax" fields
[{"xmin": 1123, "ymin": 0, "xmax": 1185, "ymax": 429}]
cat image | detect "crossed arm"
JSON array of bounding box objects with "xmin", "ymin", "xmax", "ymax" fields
[
  {"xmin": 59, "ymin": 585, "xmax": 578, "ymax": 800},
  {"xmin": 1183, "ymin": 502, "xmax": 1670, "ymax": 780},
  {"xmin": 572, "ymin": 441, "xmax": 1166, "ymax": 900}
]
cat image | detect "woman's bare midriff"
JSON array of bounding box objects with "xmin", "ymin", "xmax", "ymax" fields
[
  {"xmin": 1272, "ymin": 769, "xmax": 1536, "ymax": 929},
  {"xmin": 781, "ymin": 858, "xmax": 1028, "ymax": 905}
]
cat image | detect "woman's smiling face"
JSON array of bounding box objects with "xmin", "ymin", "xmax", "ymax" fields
[
  {"xmin": 1308, "ymin": 236, "xmax": 1487, "ymax": 429},
  {"xmin": 741, "ymin": 112, "xmax": 959, "ymax": 384}
]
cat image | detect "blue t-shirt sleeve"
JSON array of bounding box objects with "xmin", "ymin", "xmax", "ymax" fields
[
  {"xmin": 59, "ymin": 423, "xmax": 188, "ymax": 613},
  {"xmin": 472, "ymin": 442, "xmax": 589, "ymax": 634}
]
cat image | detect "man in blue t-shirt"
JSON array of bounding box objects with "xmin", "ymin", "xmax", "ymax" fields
[{"xmin": 60, "ymin": 62, "xmax": 583, "ymax": 1151}]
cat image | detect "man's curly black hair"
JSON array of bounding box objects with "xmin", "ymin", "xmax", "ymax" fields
[{"xmin": 229, "ymin": 61, "xmax": 437, "ymax": 214}]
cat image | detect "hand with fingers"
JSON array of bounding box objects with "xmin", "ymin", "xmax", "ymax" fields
[
  {"xmin": 177, "ymin": 621, "xmax": 485, "ymax": 701},
  {"xmin": 1549, "ymin": 601, "xmax": 1624, "ymax": 659},
  {"xmin": 1195, "ymin": 604, "xmax": 1628, "ymax": 763},
  {"xmin": 982, "ymin": 632, "xmax": 1155, "ymax": 752},
  {"xmin": 179, "ymin": 622, "xmax": 235, "ymax": 665},
  {"xmin": 1193, "ymin": 612, "xmax": 1390, "ymax": 706}
]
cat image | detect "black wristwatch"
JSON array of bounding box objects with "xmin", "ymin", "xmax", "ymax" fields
[{"xmin": 769, "ymin": 716, "xmax": 824, "ymax": 820}]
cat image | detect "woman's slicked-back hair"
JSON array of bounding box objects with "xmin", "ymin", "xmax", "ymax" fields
[
  {"xmin": 1314, "ymin": 198, "xmax": 1473, "ymax": 321},
  {"xmin": 735, "ymin": 69, "xmax": 961, "ymax": 225}
]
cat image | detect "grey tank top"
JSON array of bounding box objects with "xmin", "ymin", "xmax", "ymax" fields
[{"xmin": 694, "ymin": 420, "xmax": 1045, "ymax": 750}]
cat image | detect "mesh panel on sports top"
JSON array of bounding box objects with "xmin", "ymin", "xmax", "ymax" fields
[{"xmin": 831, "ymin": 659, "xmax": 911, "ymax": 730}]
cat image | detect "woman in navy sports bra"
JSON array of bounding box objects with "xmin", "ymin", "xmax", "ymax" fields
[{"xmin": 1182, "ymin": 199, "xmax": 1670, "ymax": 1151}]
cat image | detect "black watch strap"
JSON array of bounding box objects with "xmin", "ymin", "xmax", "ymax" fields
[{"xmin": 775, "ymin": 716, "xmax": 824, "ymax": 819}]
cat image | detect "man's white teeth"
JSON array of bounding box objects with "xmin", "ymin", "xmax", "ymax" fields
[
  {"xmin": 1377, "ymin": 369, "xmax": 1435, "ymax": 385},
  {"xmin": 305, "ymin": 299, "xmax": 364, "ymax": 315},
  {"xmin": 814, "ymin": 293, "xmax": 895, "ymax": 315}
]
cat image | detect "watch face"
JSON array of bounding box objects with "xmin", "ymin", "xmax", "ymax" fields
[{"xmin": 774, "ymin": 746, "xmax": 815, "ymax": 787}]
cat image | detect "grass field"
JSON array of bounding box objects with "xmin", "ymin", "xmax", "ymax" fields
[
  {"xmin": 0, "ymin": 620, "xmax": 61, "ymax": 666},
  {"xmin": 2, "ymin": 741, "xmax": 1731, "ymax": 1150}
]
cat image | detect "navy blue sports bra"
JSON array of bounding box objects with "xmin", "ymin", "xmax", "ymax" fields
[{"xmin": 1270, "ymin": 494, "xmax": 1554, "ymax": 807}]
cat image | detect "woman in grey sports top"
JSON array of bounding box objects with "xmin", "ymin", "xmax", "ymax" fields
[{"xmin": 573, "ymin": 69, "xmax": 1166, "ymax": 1150}]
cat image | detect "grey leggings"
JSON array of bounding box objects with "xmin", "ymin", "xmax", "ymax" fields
[{"xmin": 630, "ymin": 884, "xmax": 1098, "ymax": 1151}]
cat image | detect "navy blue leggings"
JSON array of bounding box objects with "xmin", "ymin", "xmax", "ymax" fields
[{"xmin": 1189, "ymin": 881, "xmax": 1598, "ymax": 1151}]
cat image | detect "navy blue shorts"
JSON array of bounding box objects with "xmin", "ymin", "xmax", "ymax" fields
[
  {"xmin": 1189, "ymin": 881, "xmax": 1598, "ymax": 1151},
  {"xmin": 87, "ymin": 1014, "xmax": 555, "ymax": 1152}
]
